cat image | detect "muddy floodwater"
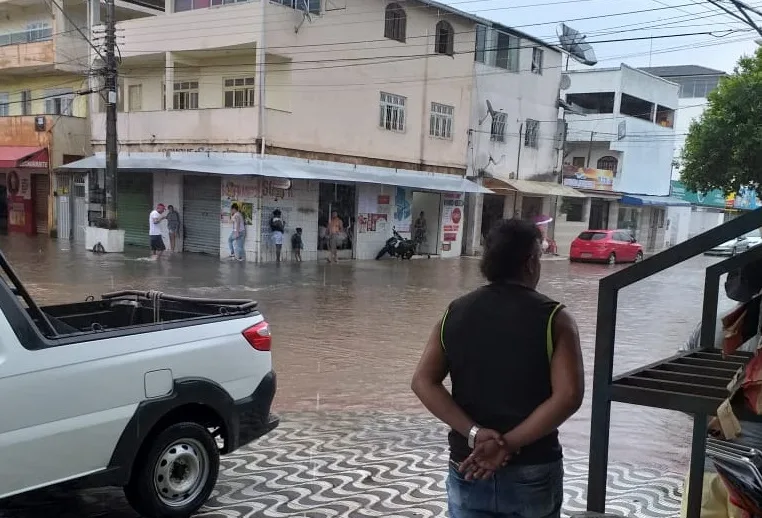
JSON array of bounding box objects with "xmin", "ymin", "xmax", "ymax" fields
[{"xmin": 2, "ymin": 236, "xmax": 735, "ymax": 472}]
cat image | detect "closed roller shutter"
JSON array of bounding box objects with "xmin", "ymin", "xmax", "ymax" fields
[
  {"xmin": 183, "ymin": 175, "xmax": 220, "ymax": 255},
  {"xmin": 117, "ymin": 173, "xmax": 153, "ymax": 247},
  {"xmin": 33, "ymin": 174, "xmax": 50, "ymax": 234}
]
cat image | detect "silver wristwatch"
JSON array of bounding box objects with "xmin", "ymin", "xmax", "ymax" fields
[{"xmin": 467, "ymin": 425, "xmax": 480, "ymax": 449}]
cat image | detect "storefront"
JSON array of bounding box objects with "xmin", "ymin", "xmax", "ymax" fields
[
  {"xmin": 58, "ymin": 152, "xmax": 489, "ymax": 261},
  {"xmin": 619, "ymin": 194, "xmax": 690, "ymax": 252},
  {"xmin": 0, "ymin": 147, "xmax": 50, "ymax": 235}
]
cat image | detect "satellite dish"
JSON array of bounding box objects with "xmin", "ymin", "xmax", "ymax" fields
[
  {"xmin": 560, "ymin": 74, "xmax": 571, "ymax": 90},
  {"xmin": 557, "ymin": 23, "xmax": 597, "ymax": 66},
  {"xmin": 479, "ymin": 99, "xmax": 498, "ymax": 125}
]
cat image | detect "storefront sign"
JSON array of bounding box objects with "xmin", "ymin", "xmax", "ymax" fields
[
  {"xmin": 223, "ymin": 178, "xmax": 259, "ymax": 200},
  {"xmin": 562, "ymin": 165, "xmax": 614, "ymax": 191},
  {"xmin": 377, "ymin": 194, "xmax": 390, "ymax": 205},
  {"xmin": 671, "ymin": 180, "xmax": 761, "ymax": 210},
  {"xmin": 262, "ymin": 179, "xmax": 293, "ymax": 200},
  {"xmin": 441, "ymin": 193, "xmax": 463, "ymax": 243}
]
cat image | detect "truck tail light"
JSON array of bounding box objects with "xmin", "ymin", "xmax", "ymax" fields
[{"xmin": 243, "ymin": 321, "xmax": 271, "ymax": 351}]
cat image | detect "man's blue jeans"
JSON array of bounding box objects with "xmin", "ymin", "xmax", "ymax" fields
[
  {"xmin": 446, "ymin": 460, "xmax": 563, "ymax": 518},
  {"xmin": 228, "ymin": 231, "xmax": 245, "ymax": 259}
]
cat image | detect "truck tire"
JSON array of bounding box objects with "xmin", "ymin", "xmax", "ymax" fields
[{"xmin": 124, "ymin": 422, "xmax": 220, "ymax": 518}]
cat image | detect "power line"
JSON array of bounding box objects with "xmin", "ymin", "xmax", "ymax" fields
[{"xmin": 102, "ymin": 0, "xmax": 712, "ymax": 45}]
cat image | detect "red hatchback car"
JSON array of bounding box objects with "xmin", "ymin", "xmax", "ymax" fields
[{"xmin": 569, "ymin": 229, "xmax": 644, "ymax": 265}]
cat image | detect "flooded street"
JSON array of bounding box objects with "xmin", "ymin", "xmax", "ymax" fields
[{"xmin": 3, "ymin": 235, "xmax": 731, "ymax": 474}]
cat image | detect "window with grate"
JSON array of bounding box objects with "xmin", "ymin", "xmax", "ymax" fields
[
  {"xmin": 429, "ymin": 102, "xmax": 453, "ymax": 139},
  {"xmin": 531, "ymin": 48, "xmax": 543, "ymax": 74},
  {"xmin": 173, "ymin": 81, "xmax": 199, "ymax": 110},
  {"xmin": 524, "ymin": 118, "xmax": 539, "ymax": 148},
  {"xmin": 384, "ymin": 3, "xmax": 406, "ymax": 42},
  {"xmin": 490, "ymin": 112, "xmax": 506, "ymax": 142},
  {"xmin": 223, "ymin": 77, "xmax": 256, "ymax": 108},
  {"xmin": 380, "ymin": 92, "xmax": 406, "ymax": 132},
  {"xmin": 572, "ymin": 156, "xmax": 585, "ymax": 168},
  {"xmin": 435, "ymin": 21, "xmax": 454, "ymax": 55},
  {"xmin": 596, "ymin": 155, "xmax": 618, "ymax": 173},
  {"xmin": 0, "ymin": 93, "xmax": 8, "ymax": 117}
]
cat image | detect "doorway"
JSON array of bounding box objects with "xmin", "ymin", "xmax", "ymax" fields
[
  {"xmin": 411, "ymin": 191, "xmax": 441, "ymax": 255},
  {"xmin": 589, "ymin": 199, "xmax": 610, "ymax": 230},
  {"xmin": 318, "ymin": 182, "xmax": 356, "ymax": 257},
  {"xmin": 521, "ymin": 196, "xmax": 543, "ymax": 220},
  {"xmin": 481, "ymin": 194, "xmax": 505, "ymax": 242}
]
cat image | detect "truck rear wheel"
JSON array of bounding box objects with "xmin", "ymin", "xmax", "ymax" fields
[{"xmin": 124, "ymin": 422, "xmax": 220, "ymax": 518}]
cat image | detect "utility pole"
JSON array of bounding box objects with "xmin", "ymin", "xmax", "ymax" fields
[{"xmin": 104, "ymin": 0, "xmax": 118, "ymax": 225}]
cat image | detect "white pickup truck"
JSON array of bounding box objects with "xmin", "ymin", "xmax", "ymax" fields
[{"xmin": 0, "ymin": 254, "xmax": 278, "ymax": 518}]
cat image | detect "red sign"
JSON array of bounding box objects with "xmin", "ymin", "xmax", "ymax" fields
[
  {"xmin": 443, "ymin": 232, "xmax": 458, "ymax": 242},
  {"xmin": 451, "ymin": 207, "xmax": 462, "ymax": 224},
  {"xmin": 377, "ymin": 194, "xmax": 390, "ymax": 205}
]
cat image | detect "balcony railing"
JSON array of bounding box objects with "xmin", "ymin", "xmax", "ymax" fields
[{"xmin": 586, "ymin": 207, "xmax": 762, "ymax": 518}]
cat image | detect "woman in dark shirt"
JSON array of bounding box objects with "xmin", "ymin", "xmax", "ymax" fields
[{"xmin": 411, "ymin": 218, "xmax": 584, "ymax": 518}]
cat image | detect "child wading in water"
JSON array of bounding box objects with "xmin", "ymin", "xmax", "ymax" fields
[{"xmin": 291, "ymin": 227, "xmax": 303, "ymax": 262}]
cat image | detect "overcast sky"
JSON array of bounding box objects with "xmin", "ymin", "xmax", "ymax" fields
[{"xmin": 447, "ymin": 0, "xmax": 760, "ymax": 73}]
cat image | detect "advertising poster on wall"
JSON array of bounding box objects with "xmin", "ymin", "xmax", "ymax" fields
[
  {"xmin": 441, "ymin": 193, "xmax": 463, "ymax": 243},
  {"xmin": 7, "ymin": 170, "xmax": 34, "ymax": 233},
  {"xmin": 394, "ymin": 186, "xmax": 412, "ymax": 233},
  {"xmin": 562, "ymin": 165, "xmax": 614, "ymax": 191}
]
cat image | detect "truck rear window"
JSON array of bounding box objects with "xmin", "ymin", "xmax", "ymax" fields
[{"xmin": 578, "ymin": 232, "xmax": 608, "ymax": 241}]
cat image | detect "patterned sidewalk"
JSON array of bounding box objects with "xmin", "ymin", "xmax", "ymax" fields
[{"xmin": 1, "ymin": 411, "xmax": 685, "ymax": 518}]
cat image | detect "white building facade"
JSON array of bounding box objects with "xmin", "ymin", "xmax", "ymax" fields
[
  {"xmin": 461, "ymin": 24, "xmax": 577, "ymax": 255},
  {"xmin": 557, "ymin": 64, "xmax": 687, "ymax": 254}
]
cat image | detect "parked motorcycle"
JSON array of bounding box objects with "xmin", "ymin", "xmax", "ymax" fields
[{"xmin": 375, "ymin": 228, "xmax": 416, "ymax": 260}]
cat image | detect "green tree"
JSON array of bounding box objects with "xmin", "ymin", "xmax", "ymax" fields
[{"xmin": 681, "ymin": 48, "xmax": 762, "ymax": 198}]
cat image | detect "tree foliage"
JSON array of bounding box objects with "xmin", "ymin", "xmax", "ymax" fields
[{"xmin": 681, "ymin": 48, "xmax": 762, "ymax": 198}]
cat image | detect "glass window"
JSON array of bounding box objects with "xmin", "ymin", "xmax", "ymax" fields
[
  {"xmin": 495, "ymin": 32, "xmax": 518, "ymax": 72},
  {"xmin": 578, "ymin": 231, "xmax": 608, "ymax": 241},
  {"xmin": 0, "ymin": 93, "xmax": 8, "ymax": 116},
  {"xmin": 384, "ymin": 3, "xmax": 406, "ymax": 42},
  {"xmin": 531, "ymin": 48, "xmax": 543, "ymax": 74},
  {"xmin": 223, "ymin": 77, "xmax": 256, "ymax": 108},
  {"xmin": 475, "ymin": 25, "xmax": 486, "ymax": 63},
  {"xmin": 173, "ymin": 81, "xmax": 199, "ymax": 110},
  {"xmin": 434, "ymin": 21, "xmax": 454, "ymax": 56}
]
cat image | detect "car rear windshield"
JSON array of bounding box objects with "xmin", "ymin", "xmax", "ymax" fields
[{"xmin": 578, "ymin": 232, "xmax": 608, "ymax": 241}]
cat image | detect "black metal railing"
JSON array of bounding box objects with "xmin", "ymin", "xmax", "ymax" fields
[{"xmin": 587, "ymin": 207, "xmax": 762, "ymax": 518}]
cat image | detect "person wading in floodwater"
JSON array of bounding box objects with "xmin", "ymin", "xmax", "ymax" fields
[
  {"xmin": 270, "ymin": 209, "xmax": 285, "ymax": 263},
  {"xmin": 411, "ymin": 218, "xmax": 585, "ymax": 518}
]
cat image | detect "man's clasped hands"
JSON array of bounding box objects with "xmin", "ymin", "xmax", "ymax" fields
[{"xmin": 457, "ymin": 428, "xmax": 519, "ymax": 480}]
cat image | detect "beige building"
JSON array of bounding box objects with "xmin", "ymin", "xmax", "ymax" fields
[
  {"xmin": 0, "ymin": 0, "xmax": 157, "ymax": 237},
  {"xmin": 62, "ymin": 0, "xmax": 566, "ymax": 261}
]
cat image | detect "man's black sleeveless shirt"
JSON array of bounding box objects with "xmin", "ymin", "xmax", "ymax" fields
[{"xmin": 441, "ymin": 281, "xmax": 564, "ymax": 465}]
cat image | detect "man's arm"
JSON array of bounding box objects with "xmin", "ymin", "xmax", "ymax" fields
[
  {"xmin": 411, "ymin": 321, "xmax": 476, "ymax": 438},
  {"xmin": 501, "ymin": 307, "xmax": 584, "ymax": 450}
]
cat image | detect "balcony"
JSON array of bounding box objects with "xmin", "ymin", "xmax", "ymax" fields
[
  {"xmin": 91, "ymin": 108, "xmax": 260, "ymax": 145},
  {"xmin": 0, "ymin": 40, "xmax": 54, "ymax": 72}
]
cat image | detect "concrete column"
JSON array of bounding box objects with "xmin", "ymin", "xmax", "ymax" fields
[
  {"xmin": 583, "ymin": 197, "xmax": 592, "ymax": 225},
  {"xmin": 165, "ymin": 0, "xmax": 173, "ymax": 13},
  {"xmin": 463, "ymin": 192, "xmax": 483, "ymax": 256},
  {"xmin": 608, "ymin": 201, "xmax": 619, "ymax": 229},
  {"xmin": 503, "ymin": 192, "xmax": 518, "ymax": 218},
  {"xmin": 165, "ymin": 52, "xmax": 174, "ymax": 111}
]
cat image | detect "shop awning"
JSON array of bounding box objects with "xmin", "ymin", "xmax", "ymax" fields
[
  {"xmin": 620, "ymin": 194, "xmax": 691, "ymax": 207},
  {"xmin": 0, "ymin": 147, "xmax": 48, "ymax": 168},
  {"xmin": 484, "ymin": 177, "xmax": 586, "ymax": 198},
  {"xmin": 58, "ymin": 152, "xmax": 492, "ymax": 194}
]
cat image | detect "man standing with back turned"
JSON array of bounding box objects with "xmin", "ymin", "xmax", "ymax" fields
[{"xmin": 411, "ymin": 218, "xmax": 584, "ymax": 518}]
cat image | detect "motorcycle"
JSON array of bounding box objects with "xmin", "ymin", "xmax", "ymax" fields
[{"xmin": 375, "ymin": 228, "xmax": 416, "ymax": 260}]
